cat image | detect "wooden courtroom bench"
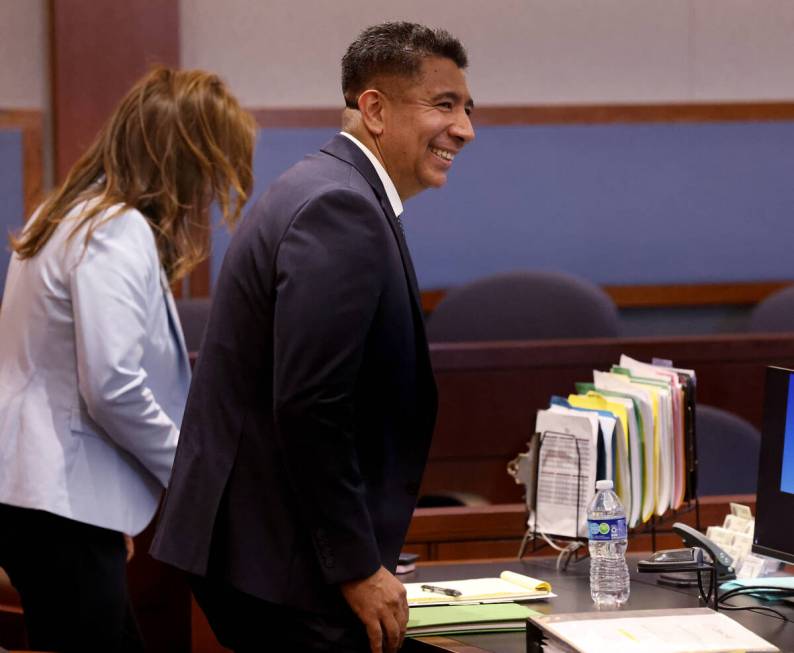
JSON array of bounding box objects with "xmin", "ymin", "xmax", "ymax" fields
[
  {"xmin": 421, "ymin": 333, "xmax": 794, "ymax": 504},
  {"xmin": 403, "ymin": 495, "xmax": 756, "ymax": 561}
]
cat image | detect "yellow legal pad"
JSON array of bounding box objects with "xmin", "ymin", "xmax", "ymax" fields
[{"xmin": 404, "ymin": 571, "xmax": 552, "ymax": 606}]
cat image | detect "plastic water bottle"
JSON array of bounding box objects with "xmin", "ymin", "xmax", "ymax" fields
[{"xmin": 587, "ymin": 479, "xmax": 630, "ymax": 607}]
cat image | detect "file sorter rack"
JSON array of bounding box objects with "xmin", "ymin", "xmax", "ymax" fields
[
  {"xmin": 516, "ymin": 429, "xmax": 589, "ymax": 567},
  {"xmin": 515, "ymin": 428, "xmax": 701, "ymax": 567}
]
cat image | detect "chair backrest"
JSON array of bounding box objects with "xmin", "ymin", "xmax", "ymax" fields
[
  {"xmin": 426, "ymin": 270, "xmax": 621, "ymax": 342},
  {"xmin": 175, "ymin": 297, "xmax": 212, "ymax": 352},
  {"xmin": 749, "ymin": 285, "xmax": 794, "ymax": 333},
  {"xmin": 695, "ymin": 404, "xmax": 761, "ymax": 495}
]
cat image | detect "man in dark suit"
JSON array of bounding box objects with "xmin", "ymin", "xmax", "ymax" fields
[{"xmin": 151, "ymin": 21, "xmax": 474, "ymax": 653}]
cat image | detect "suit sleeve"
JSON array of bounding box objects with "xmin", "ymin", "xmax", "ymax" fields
[
  {"xmin": 272, "ymin": 188, "xmax": 390, "ymax": 585},
  {"xmin": 69, "ymin": 212, "xmax": 179, "ymax": 487}
]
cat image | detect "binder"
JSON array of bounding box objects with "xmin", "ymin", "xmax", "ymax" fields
[{"xmin": 526, "ymin": 607, "xmax": 778, "ymax": 653}]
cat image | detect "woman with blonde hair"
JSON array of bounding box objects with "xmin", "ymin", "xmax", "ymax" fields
[{"xmin": 0, "ymin": 66, "xmax": 254, "ymax": 652}]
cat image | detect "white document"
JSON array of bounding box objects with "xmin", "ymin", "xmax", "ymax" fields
[
  {"xmin": 594, "ymin": 371, "xmax": 655, "ymax": 522},
  {"xmin": 549, "ymin": 404, "xmax": 614, "ymax": 481},
  {"xmin": 536, "ymin": 609, "xmax": 778, "ymax": 653},
  {"xmin": 651, "ymin": 358, "xmax": 698, "ymax": 481},
  {"xmin": 596, "ymin": 393, "xmax": 642, "ymax": 527},
  {"xmin": 566, "ymin": 393, "xmax": 634, "ymax": 527},
  {"xmin": 620, "ymin": 355, "xmax": 687, "ymax": 508},
  {"xmin": 628, "ymin": 377, "xmax": 673, "ymax": 516},
  {"xmin": 533, "ymin": 409, "xmax": 598, "ymax": 538}
]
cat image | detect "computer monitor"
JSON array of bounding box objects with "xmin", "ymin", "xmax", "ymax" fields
[{"xmin": 752, "ymin": 365, "xmax": 794, "ymax": 564}]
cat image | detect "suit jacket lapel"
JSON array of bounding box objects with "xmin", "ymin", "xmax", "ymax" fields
[
  {"xmin": 378, "ymin": 197, "xmax": 423, "ymax": 308},
  {"xmin": 379, "ymin": 193, "xmax": 438, "ymax": 431}
]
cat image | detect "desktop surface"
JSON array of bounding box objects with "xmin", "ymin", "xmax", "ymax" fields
[{"xmin": 402, "ymin": 555, "xmax": 794, "ymax": 653}]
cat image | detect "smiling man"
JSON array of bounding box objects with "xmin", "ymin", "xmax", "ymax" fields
[
  {"xmin": 152, "ymin": 22, "xmax": 474, "ymax": 653},
  {"xmin": 341, "ymin": 34, "xmax": 474, "ymax": 201}
]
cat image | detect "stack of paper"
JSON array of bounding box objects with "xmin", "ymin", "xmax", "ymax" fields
[{"xmin": 522, "ymin": 355, "xmax": 697, "ymax": 539}]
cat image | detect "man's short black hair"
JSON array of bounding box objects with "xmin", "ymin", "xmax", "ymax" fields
[{"xmin": 342, "ymin": 22, "xmax": 468, "ymax": 108}]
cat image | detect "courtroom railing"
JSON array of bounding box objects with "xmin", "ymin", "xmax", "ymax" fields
[{"xmin": 421, "ymin": 333, "xmax": 794, "ymax": 504}]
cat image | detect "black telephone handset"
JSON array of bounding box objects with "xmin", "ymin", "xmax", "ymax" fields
[
  {"xmin": 637, "ymin": 546, "xmax": 710, "ymax": 573},
  {"xmin": 637, "ymin": 522, "xmax": 736, "ymax": 588},
  {"xmin": 671, "ymin": 522, "xmax": 735, "ymax": 577}
]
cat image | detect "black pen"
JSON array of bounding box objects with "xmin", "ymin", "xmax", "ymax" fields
[{"xmin": 421, "ymin": 584, "xmax": 462, "ymax": 597}]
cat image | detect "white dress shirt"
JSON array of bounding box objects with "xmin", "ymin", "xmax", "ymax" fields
[{"xmin": 340, "ymin": 131, "xmax": 403, "ymax": 217}]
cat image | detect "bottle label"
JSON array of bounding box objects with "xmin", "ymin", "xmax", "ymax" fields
[{"xmin": 587, "ymin": 517, "xmax": 627, "ymax": 541}]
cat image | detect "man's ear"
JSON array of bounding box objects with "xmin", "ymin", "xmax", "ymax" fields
[{"xmin": 358, "ymin": 89, "xmax": 385, "ymax": 136}]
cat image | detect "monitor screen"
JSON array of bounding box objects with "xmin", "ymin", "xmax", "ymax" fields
[{"xmin": 753, "ymin": 366, "xmax": 794, "ymax": 564}]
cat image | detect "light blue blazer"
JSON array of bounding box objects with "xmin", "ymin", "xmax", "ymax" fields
[{"xmin": 0, "ymin": 202, "xmax": 190, "ymax": 536}]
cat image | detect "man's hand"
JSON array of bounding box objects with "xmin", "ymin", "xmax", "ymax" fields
[{"xmin": 340, "ymin": 565, "xmax": 408, "ymax": 653}]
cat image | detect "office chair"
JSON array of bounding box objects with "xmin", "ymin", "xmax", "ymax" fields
[
  {"xmin": 175, "ymin": 297, "xmax": 212, "ymax": 352},
  {"xmin": 695, "ymin": 405, "xmax": 760, "ymax": 496},
  {"xmin": 426, "ymin": 270, "xmax": 621, "ymax": 342},
  {"xmin": 748, "ymin": 285, "xmax": 794, "ymax": 333}
]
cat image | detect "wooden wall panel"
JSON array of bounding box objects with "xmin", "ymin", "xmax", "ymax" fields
[
  {"xmin": 423, "ymin": 280, "xmax": 794, "ymax": 313},
  {"xmin": 0, "ymin": 109, "xmax": 44, "ymax": 218},
  {"xmin": 50, "ymin": 0, "xmax": 180, "ymax": 181},
  {"xmin": 604, "ymin": 280, "xmax": 793, "ymax": 309},
  {"xmin": 47, "ymin": 1, "xmax": 210, "ymax": 298},
  {"xmin": 251, "ymin": 102, "xmax": 794, "ymax": 130},
  {"xmin": 405, "ymin": 495, "xmax": 755, "ymax": 562},
  {"xmin": 471, "ymin": 102, "xmax": 794, "ymax": 126}
]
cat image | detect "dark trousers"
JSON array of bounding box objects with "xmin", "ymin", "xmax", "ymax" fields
[
  {"xmin": 0, "ymin": 503, "xmax": 143, "ymax": 653},
  {"xmin": 191, "ymin": 575, "xmax": 370, "ymax": 652}
]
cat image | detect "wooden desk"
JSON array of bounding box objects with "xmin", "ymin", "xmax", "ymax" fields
[
  {"xmin": 402, "ymin": 556, "xmax": 794, "ymax": 652},
  {"xmin": 0, "ymin": 498, "xmax": 751, "ymax": 651}
]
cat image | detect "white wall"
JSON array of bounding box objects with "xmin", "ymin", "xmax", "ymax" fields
[
  {"xmin": 180, "ymin": 0, "xmax": 794, "ymax": 108},
  {"xmin": 0, "ymin": 0, "xmax": 48, "ymax": 108},
  {"xmin": 3, "ymin": 1, "xmax": 793, "ymax": 110}
]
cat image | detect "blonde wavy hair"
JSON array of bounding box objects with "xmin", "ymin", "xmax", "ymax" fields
[{"xmin": 12, "ymin": 66, "xmax": 255, "ymax": 282}]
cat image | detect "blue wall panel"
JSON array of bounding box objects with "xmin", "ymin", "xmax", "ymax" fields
[
  {"xmin": 211, "ymin": 128, "xmax": 337, "ymax": 284},
  {"xmin": 211, "ymin": 121, "xmax": 794, "ymax": 291},
  {"xmin": 0, "ymin": 130, "xmax": 24, "ymax": 292}
]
